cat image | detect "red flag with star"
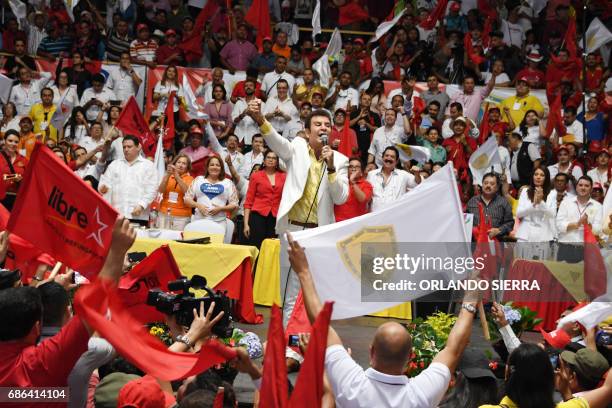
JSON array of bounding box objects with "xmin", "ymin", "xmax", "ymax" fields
[{"xmin": 7, "ymin": 143, "xmax": 118, "ymax": 280}]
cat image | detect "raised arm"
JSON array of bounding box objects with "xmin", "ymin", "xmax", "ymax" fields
[{"xmin": 247, "ymin": 99, "xmax": 294, "ymax": 162}]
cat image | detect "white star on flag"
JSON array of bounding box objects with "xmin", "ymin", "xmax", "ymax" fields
[{"xmin": 87, "ymin": 207, "xmax": 108, "ymax": 247}]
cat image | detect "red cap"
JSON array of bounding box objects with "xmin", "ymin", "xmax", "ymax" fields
[
  {"xmin": 517, "ymin": 76, "xmax": 530, "ymax": 83},
  {"xmin": 165, "ymin": 29, "xmax": 177, "ymax": 36},
  {"xmin": 540, "ymin": 328, "xmax": 571, "ymax": 349},
  {"xmin": 190, "ymin": 127, "xmax": 204, "ymax": 136},
  {"xmin": 136, "ymin": 23, "xmax": 149, "ymax": 32},
  {"xmin": 262, "ymin": 36, "xmax": 273, "ymax": 43},
  {"xmin": 450, "ymin": 2, "xmax": 461, "ymax": 11},
  {"xmin": 353, "ymin": 38, "xmax": 365, "ymax": 45},
  {"xmin": 117, "ymin": 375, "xmax": 175, "ymax": 408}
]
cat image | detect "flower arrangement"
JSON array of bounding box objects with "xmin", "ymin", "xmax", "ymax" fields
[
  {"xmin": 486, "ymin": 301, "xmax": 543, "ymax": 342},
  {"xmin": 404, "ymin": 312, "xmax": 457, "ymax": 377}
]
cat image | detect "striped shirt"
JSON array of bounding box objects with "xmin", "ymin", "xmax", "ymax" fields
[
  {"xmin": 28, "ymin": 26, "xmax": 47, "ymax": 56},
  {"xmin": 129, "ymin": 39, "xmax": 158, "ymax": 62},
  {"xmin": 466, "ymin": 194, "xmax": 515, "ymax": 238},
  {"xmin": 37, "ymin": 35, "xmax": 73, "ymax": 57},
  {"xmin": 106, "ymin": 30, "xmax": 132, "ymax": 62}
]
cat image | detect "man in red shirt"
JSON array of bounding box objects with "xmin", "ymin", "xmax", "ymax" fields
[
  {"xmin": 514, "ymin": 50, "xmax": 545, "ymax": 89},
  {"xmin": 155, "ymin": 29, "xmax": 185, "ymax": 66},
  {"xmin": 334, "ymin": 158, "xmax": 373, "ymax": 221},
  {"xmin": 583, "ymin": 53, "xmax": 607, "ymax": 94},
  {"xmin": 442, "ymin": 116, "xmax": 476, "ymax": 182},
  {"xmin": 0, "ymin": 219, "xmax": 135, "ymax": 399},
  {"xmin": 330, "ymin": 109, "xmax": 358, "ymax": 156},
  {"xmin": 231, "ymin": 68, "xmax": 263, "ymax": 103}
]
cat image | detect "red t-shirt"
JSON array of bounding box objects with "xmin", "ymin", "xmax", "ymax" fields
[
  {"xmin": 334, "ymin": 178, "xmax": 373, "ymax": 222},
  {"xmin": 231, "ymin": 80, "xmax": 264, "ymax": 100},
  {"xmin": 0, "ymin": 154, "xmax": 28, "ymax": 194},
  {"xmin": 442, "ymin": 136, "xmax": 476, "ymax": 172},
  {"xmin": 0, "ymin": 317, "xmax": 89, "ymax": 406}
]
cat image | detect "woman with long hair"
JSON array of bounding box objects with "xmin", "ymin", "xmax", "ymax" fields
[
  {"xmin": 365, "ymin": 77, "xmax": 387, "ymax": 116},
  {"xmin": 152, "ymin": 65, "xmax": 184, "ymax": 122},
  {"xmin": 50, "ymin": 69, "xmax": 79, "ymax": 114},
  {"xmin": 0, "ymin": 102, "xmax": 21, "ymax": 136},
  {"xmin": 185, "ymin": 156, "xmax": 238, "ymax": 243},
  {"xmin": 56, "ymin": 51, "xmax": 92, "ymax": 98},
  {"xmin": 480, "ymin": 343, "xmax": 612, "ymax": 408},
  {"xmin": 0, "ymin": 130, "xmax": 28, "ymax": 210},
  {"xmin": 515, "ymin": 166, "xmax": 555, "ymax": 258},
  {"xmin": 62, "ymin": 107, "xmax": 89, "ymax": 143},
  {"xmin": 517, "ymin": 109, "xmax": 545, "ymax": 146},
  {"xmin": 243, "ymin": 149, "xmax": 286, "ymax": 249},
  {"xmin": 203, "ymin": 84, "xmax": 233, "ymax": 142},
  {"xmin": 158, "ymin": 154, "xmax": 195, "ymax": 231}
]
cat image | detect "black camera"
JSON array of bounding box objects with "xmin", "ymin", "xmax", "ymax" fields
[
  {"xmin": 146, "ymin": 275, "xmax": 233, "ymax": 337},
  {"xmin": 596, "ymin": 330, "xmax": 612, "ymax": 347}
]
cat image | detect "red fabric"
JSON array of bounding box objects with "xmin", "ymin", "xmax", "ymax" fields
[
  {"xmin": 259, "ymin": 305, "xmax": 289, "ymax": 408},
  {"xmin": 116, "ymin": 97, "xmax": 158, "ymax": 157},
  {"xmin": 473, "ymin": 202, "xmax": 497, "ymax": 284},
  {"xmin": 285, "ymin": 291, "xmax": 312, "ymax": 339},
  {"xmin": 213, "ymin": 388, "xmax": 224, "ymax": 408},
  {"xmin": 244, "ymin": 170, "xmax": 286, "ymax": 218},
  {"xmin": 214, "ymin": 258, "xmax": 263, "ymax": 324},
  {"xmin": 179, "ymin": 0, "xmax": 221, "ymax": 63},
  {"xmin": 289, "ymin": 302, "xmax": 333, "ymax": 408},
  {"xmin": 442, "ymin": 136, "xmax": 476, "ymax": 174},
  {"xmin": 515, "ymin": 67, "xmax": 545, "ymax": 87},
  {"xmin": 478, "ymin": 107, "xmax": 491, "ymax": 145},
  {"xmin": 330, "ymin": 126, "xmax": 358, "ymax": 156},
  {"xmin": 191, "ymin": 155, "xmax": 209, "ymax": 177},
  {"xmin": 163, "ymin": 91, "xmax": 176, "ymax": 150},
  {"xmin": 338, "ymin": 2, "xmax": 370, "ymax": 26},
  {"xmin": 419, "ymin": 0, "xmax": 449, "ymax": 30},
  {"xmin": 231, "ymin": 80, "xmax": 264, "ymax": 100},
  {"xmin": 245, "ymin": 0, "xmax": 271, "ymax": 50},
  {"xmin": 0, "ymin": 317, "xmax": 89, "ymax": 394},
  {"xmin": 117, "ymin": 246, "xmax": 182, "ymax": 324},
  {"xmin": 464, "ymin": 33, "xmax": 487, "ymax": 65},
  {"xmin": 505, "ymin": 260, "xmax": 575, "ymax": 331},
  {"xmin": 156, "ymin": 44, "xmax": 185, "ymax": 65},
  {"xmin": 563, "ymin": 13, "xmax": 577, "ymax": 59},
  {"xmin": 7, "ymin": 144, "xmax": 118, "ymax": 280},
  {"xmin": 546, "ymin": 92, "xmax": 566, "ymax": 137},
  {"xmin": 477, "ymin": 0, "xmax": 497, "ymax": 19},
  {"xmin": 0, "ymin": 154, "xmax": 27, "ymax": 195},
  {"xmin": 73, "ymin": 277, "xmax": 237, "ymax": 381},
  {"xmin": 546, "ymin": 59, "xmax": 581, "ymax": 92},
  {"xmin": 334, "ymin": 178, "xmax": 373, "ymax": 222},
  {"xmin": 585, "ymin": 67, "xmax": 604, "ymax": 92},
  {"xmin": 584, "ymin": 224, "xmax": 607, "ymax": 300}
]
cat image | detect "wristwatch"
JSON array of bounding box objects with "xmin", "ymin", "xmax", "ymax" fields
[
  {"xmin": 176, "ymin": 334, "xmax": 193, "ymax": 348},
  {"xmin": 462, "ymin": 303, "xmax": 477, "ymax": 314}
]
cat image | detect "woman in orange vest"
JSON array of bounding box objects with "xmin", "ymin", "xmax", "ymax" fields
[{"xmin": 158, "ymin": 154, "xmax": 194, "ymax": 231}]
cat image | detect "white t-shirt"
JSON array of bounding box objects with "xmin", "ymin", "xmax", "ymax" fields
[
  {"xmin": 186, "ymin": 176, "xmax": 238, "ymax": 222},
  {"xmin": 153, "ymin": 82, "xmax": 183, "ymax": 115},
  {"xmin": 481, "ymin": 72, "xmax": 511, "ymax": 85},
  {"xmin": 500, "ymin": 19, "xmax": 525, "ymax": 48}
]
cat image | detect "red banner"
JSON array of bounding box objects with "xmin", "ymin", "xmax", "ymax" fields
[
  {"xmin": 7, "ymin": 144, "xmax": 118, "ymax": 280},
  {"xmin": 116, "ymin": 96, "xmax": 158, "ymax": 157}
]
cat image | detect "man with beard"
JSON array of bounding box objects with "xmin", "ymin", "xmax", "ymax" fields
[
  {"xmin": 231, "ymin": 68, "xmax": 263, "ymax": 103},
  {"xmin": 368, "ymin": 109, "xmax": 407, "ymax": 169},
  {"xmin": 219, "ymin": 23, "xmax": 258, "ymax": 73},
  {"xmin": 262, "ymin": 79, "xmax": 299, "ymax": 134},
  {"xmin": 155, "ymin": 29, "xmax": 185, "ymax": 66},
  {"xmin": 232, "ymin": 78, "xmax": 261, "ymax": 147},
  {"xmin": 247, "ymin": 100, "xmax": 348, "ymax": 327},
  {"xmin": 367, "ymin": 146, "xmax": 417, "ymax": 212},
  {"xmin": 334, "ymin": 158, "xmax": 373, "ymax": 221},
  {"xmin": 261, "ymin": 56, "xmax": 296, "ymax": 99},
  {"xmin": 350, "ymin": 93, "xmax": 381, "ymax": 165},
  {"xmin": 466, "ymin": 172, "xmax": 514, "ymax": 240}
]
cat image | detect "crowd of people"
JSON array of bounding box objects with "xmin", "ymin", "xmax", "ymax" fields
[{"xmin": 1, "ymin": 0, "xmax": 612, "ymax": 406}]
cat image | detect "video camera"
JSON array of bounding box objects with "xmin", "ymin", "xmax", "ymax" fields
[{"xmin": 146, "ymin": 275, "xmax": 233, "ymax": 337}]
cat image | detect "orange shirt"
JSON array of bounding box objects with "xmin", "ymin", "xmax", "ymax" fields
[
  {"xmin": 272, "ymin": 44, "xmax": 291, "ymax": 59},
  {"xmin": 159, "ymin": 173, "xmax": 195, "ymax": 217},
  {"xmin": 17, "ymin": 132, "xmax": 41, "ymax": 159}
]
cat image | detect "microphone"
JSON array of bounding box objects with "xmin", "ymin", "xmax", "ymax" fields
[{"xmin": 320, "ymin": 133, "xmax": 328, "ymax": 146}]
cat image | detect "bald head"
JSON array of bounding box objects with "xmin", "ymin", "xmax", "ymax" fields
[{"xmin": 370, "ymin": 322, "xmax": 412, "ymax": 373}]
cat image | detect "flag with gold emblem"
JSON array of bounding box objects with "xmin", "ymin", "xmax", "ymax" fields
[
  {"xmin": 469, "ymin": 136, "xmax": 500, "ymax": 186},
  {"xmin": 585, "ymin": 17, "xmax": 612, "ymax": 53},
  {"xmin": 396, "ymin": 143, "xmax": 431, "ymax": 164}
]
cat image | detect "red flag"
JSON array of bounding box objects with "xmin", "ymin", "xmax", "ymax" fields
[
  {"xmin": 259, "ymin": 305, "xmax": 289, "ymax": 408},
  {"xmin": 191, "ymin": 156, "xmax": 209, "ymax": 177},
  {"xmin": 472, "ymin": 202, "xmax": 497, "ymax": 282},
  {"xmin": 419, "ymin": 0, "xmax": 448, "ymax": 30},
  {"xmin": 245, "ymin": 0, "xmax": 271, "ymax": 50},
  {"xmin": 118, "ymin": 245, "xmax": 182, "ymax": 324},
  {"xmin": 285, "ymin": 291, "xmax": 312, "ymax": 345},
  {"xmin": 7, "ymin": 144, "xmax": 118, "ymax": 280},
  {"xmin": 545, "ymin": 92, "xmax": 566, "ymax": 138},
  {"xmin": 289, "ymin": 302, "xmax": 333, "ymax": 408},
  {"xmin": 478, "ymin": 106, "xmax": 491, "ymax": 145},
  {"xmin": 162, "ymin": 91, "xmax": 176, "ymax": 150},
  {"xmin": 116, "ymin": 97, "xmax": 157, "ymax": 157},
  {"xmin": 477, "ymin": 0, "xmax": 497, "ymax": 20},
  {"xmin": 73, "ymin": 277, "xmax": 237, "ymax": 381},
  {"xmin": 213, "ymin": 388, "xmax": 225, "ymax": 408},
  {"xmin": 564, "ymin": 9, "xmax": 577, "ymax": 59},
  {"xmin": 179, "ymin": 0, "xmax": 221, "ymax": 63},
  {"xmin": 338, "ymin": 2, "xmax": 370, "ymax": 26},
  {"xmin": 338, "ymin": 124, "xmax": 358, "ymax": 158},
  {"xmin": 584, "ymin": 224, "xmax": 607, "ymax": 300}
]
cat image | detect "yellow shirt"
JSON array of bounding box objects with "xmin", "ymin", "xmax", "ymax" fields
[
  {"xmin": 28, "ymin": 103, "xmax": 58, "ymax": 142},
  {"xmin": 480, "ymin": 395, "xmax": 589, "ymax": 408},
  {"xmin": 499, "ymin": 94, "xmax": 544, "ymax": 128},
  {"xmin": 288, "ymin": 145, "xmax": 323, "ymax": 224}
]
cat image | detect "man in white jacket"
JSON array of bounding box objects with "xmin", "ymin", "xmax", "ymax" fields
[{"xmin": 247, "ymin": 99, "xmax": 349, "ymax": 326}]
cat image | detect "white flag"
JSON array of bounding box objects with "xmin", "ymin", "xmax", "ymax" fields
[
  {"xmin": 370, "ymin": 9, "xmax": 406, "ymax": 43},
  {"xmin": 312, "ymin": 56, "xmax": 332, "ymax": 89},
  {"xmin": 64, "ymin": 0, "xmax": 80, "ymax": 21},
  {"xmin": 153, "ymin": 133, "xmax": 165, "ymax": 181},
  {"xmin": 469, "ymin": 136, "xmax": 501, "ymax": 186},
  {"xmin": 312, "ymin": 0, "xmax": 321, "ymax": 40},
  {"xmin": 326, "ymin": 28, "xmax": 343, "ymax": 58},
  {"xmin": 291, "ymin": 163, "xmax": 468, "ymax": 319},
  {"xmin": 558, "ymin": 301, "xmax": 612, "ymax": 329},
  {"xmin": 182, "ymin": 74, "xmax": 209, "ymax": 120},
  {"xmin": 396, "ymin": 143, "xmax": 431, "ymax": 164},
  {"xmin": 8, "ymin": 0, "xmax": 27, "ymax": 25},
  {"xmin": 0, "ymin": 74, "xmax": 13, "ymax": 104},
  {"xmin": 585, "ymin": 17, "xmax": 612, "ymax": 53}
]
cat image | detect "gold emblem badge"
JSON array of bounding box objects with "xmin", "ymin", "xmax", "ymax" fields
[{"xmin": 471, "ymin": 153, "xmax": 490, "ymax": 170}]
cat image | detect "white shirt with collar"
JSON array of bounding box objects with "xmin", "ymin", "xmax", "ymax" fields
[
  {"xmin": 547, "ymin": 163, "xmax": 583, "ymax": 194},
  {"xmin": 206, "ymin": 123, "xmax": 245, "ymax": 175},
  {"xmin": 283, "ymin": 118, "xmax": 305, "ymax": 141},
  {"xmin": 556, "ymin": 196, "xmax": 603, "ymax": 243},
  {"xmin": 325, "ymin": 345, "xmax": 451, "ymax": 408},
  {"xmin": 552, "ymin": 119, "xmax": 584, "ymax": 145},
  {"xmin": 99, "ymin": 156, "xmax": 159, "ymax": 221},
  {"xmin": 329, "ymin": 87, "xmax": 360, "ymax": 112},
  {"xmin": 368, "ymin": 126, "xmax": 407, "ymax": 167},
  {"xmin": 240, "ymin": 150, "xmax": 264, "ymax": 180},
  {"xmin": 80, "ymin": 87, "xmax": 117, "ymax": 122},
  {"xmin": 9, "ymin": 73, "xmax": 52, "ymax": 115},
  {"xmin": 232, "ymin": 98, "xmax": 260, "ymax": 145},
  {"xmin": 367, "ymin": 167, "xmax": 416, "ymax": 212},
  {"xmin": 385, "ymin": 88, "xmax": 421, "ymax": 109},
  {"xmin": 106, "ymin": 67, "xmax": 140, "ymax": 101},
  {"xmin": 262, "ymin": 95, "xmax": 299, "ymax": 134},
  {"xmin": 261, "ymin": 71, "xmax": 296, "ymax": 99},
  {"xmin": 587, "ymin": 168, "xmax": 609, "ymax": 192}
]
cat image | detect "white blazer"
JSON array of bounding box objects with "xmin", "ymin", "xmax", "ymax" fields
[
  {"xmin": 515, "ymin": 188, "xmax": 556, "ymax": 242},
  {"xmin": 261, "ymin": 125, "xmax": 349, "ymax": 233}
]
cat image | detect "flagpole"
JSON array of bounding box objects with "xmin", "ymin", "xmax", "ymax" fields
[{"xmin": 581, "ymin": 1, "xmax": 588, "ymax": 161}]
